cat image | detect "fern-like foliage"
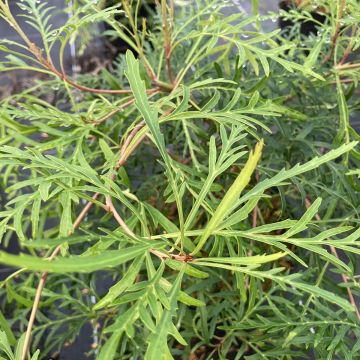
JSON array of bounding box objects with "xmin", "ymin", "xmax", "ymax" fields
[{"xmin": 0, "ymin": 0, "xmax": 360, "ymax": 359}]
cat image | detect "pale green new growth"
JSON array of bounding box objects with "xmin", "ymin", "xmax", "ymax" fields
[{"xmin": 192, "ymin": 140, "xmax": 264, "ymax": 255}]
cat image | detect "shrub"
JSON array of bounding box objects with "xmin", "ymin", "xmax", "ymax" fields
[{"xmin": 0, "ymin": 0, "xmax": 360, "ymax": 359}]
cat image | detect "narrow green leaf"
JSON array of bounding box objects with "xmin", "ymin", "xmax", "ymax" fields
[
  {"xmin": 144, "ymin": 203, "xmax": 178, "ymax": 233},
  {"xmin": 248, "ymin": 219, "xmax": 298, "ymax": 234},
  {"xmin": 125, "ymin": 51, "xmax": 168, "ymax": 165},
  {"xmin": 294, "ymin": 243, "xmax": 351, "ymax": 272},
  {"xmin": 0, "ymin": 244, "xmax": 159, "ymax": 273},
  {"xmin": 169, "ymin": 323, "xmax": 187, "ymax": 346},
  {"xmin": 311, "ymin": 226, "xmax": 353, "ymax": 241},
  {"xmin": 13, "ymin": 204, "xmax": 27, "ymax": 242},
  {"xmin": 284, "ymin": 198, "xmax": 322, "ymax": 238},
  {"xmin": 0, "ymin": 331, "xmax": 14, "ymax": 360},
  {"xmin": 6, "ymin": 282, "xmax": 33, "ymax": 307},
  {"xmin": 201, "ymin": 91, "xmax": 220, "ymax": 111},
  {"xmin": 304, "ymin": 38, "xmax": 323, "ymax": 69},
  {"xmin": 258, "ymin": 53, "xmax": 270, "ymax": 76},
  {"xmin": 196, "ymin": 252, "xmax": 286, "ymax": 266},
  {"xmin": 97, "ymin": 332, "xmax": 122, "ymax": 360},
  {"xmin": 139, "ymin": 304, "xmax": 156, "ymax": 332},
  {"xmin": 165, "ymin": 259, "xmax": 209, "ymax": 279},
  {"xmin": 104, "ymin": 305, "xmax": 139, "ymax": 334},
  {"xmin": 38, "ymin": 181, "xmax": 51, "ymax": 201},
  {"xmin": 99, "ymin": 139, "xmax": 115, "ymax": 163},
  {"xmin": 238, "ymin": 142, "xmax": 358, "ymax": 205},
  {"xmin": 94, "ymin": 255, "xmax": 145, "ymax": 310},
  {"xmin": 31, "ymin": 197, "xmax": 41, "ymax": 239},
  {"xmin": 178, "ymin": 291, "xmax": 205, "ymax": 307},
  {"xmin": 286, "ymin": 281, "xmax": 354, "ymax": 313},
  {"xmin": 334, "ymin": 74, "xmax": 350, "ymax": 146},
  {"xmin": 14, "ymin": 333, "xmax": 25, "ymax": 360},
  {"xmin": 219, "ymin": 197, "xmax": 260, "ymax": 229},
  {"xmin": 145, "ymin": 269, "xmax": 184, "ymax": 360},
  {"xmin": 172, "ymin": 85, "xmax": 190, "ymax": 115},
  {"xmin": 0, "ymin": 311, "xmax": 15, "ymax": 346},
  {"xmin": 30, "ymin": 350, "xmax": 40, "ymax": 360},
  {"xmin": 59, "ymin": 192, "xmax": 72, "ymax": 237},
  {"xmin": 192, "ymin": 140, "xmax": 264, "ymax": 255}
]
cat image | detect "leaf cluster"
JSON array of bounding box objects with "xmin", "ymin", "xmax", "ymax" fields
[{"xmin": 0, "ymin": 0, "xmax": 360, "ymax": 359}]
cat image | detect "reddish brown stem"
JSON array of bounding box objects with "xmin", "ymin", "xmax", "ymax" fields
[
  {"xmin": 305, "ymin": 197, "xmax": 360, "ymax": 320},
  {"xmin": 21, "ymin": 191, "xmax": 100, "ymax": 360},
  {"xmin": 161, "ymin": 0, "xmax": 174, "ymax": 84},
  {"xmin": 166, "ymin": 53, "xmax": 173, "ymax": 84},
  {"xmin": 335, "ymin": 63, "xmax": 360, "ymax": 70},
  {"xmin": 322, "ymin": 0, "xmax": 347, "ymax": 65},
  {"xmin": 106, "ymin": 196, "xmax": 134, "ymax": 238},
  {"xmin": 93, "ymin": 90, "xmax": 160, "ymax": 125},
  {"xmin": 63, "ymin": 77, "xmax": 135, "ymax": 95},
  {"xmin": 21, "ymin": 121, "xmax": 149, "ymax": 359},
  {"xmin": 106, "ymin": 195, "xmax": 189, "ymax": 262},
  {"xmin": 331, "ymin": 78, "xmax": 356, "ymax": 84},
  {"xmin": 30, "ymin": 43, "xmax": 168, "ymax": 95},
  {"xmin": 338, "ymin": 24, "xmax": 357, "ymax": 65},
  {"xmin": 93, "ymin": 99, "xmax": 137, "ymax": 125},
  {"xmin": 28, "ymin": 44, "xmax": 135, "ymax": 95}
]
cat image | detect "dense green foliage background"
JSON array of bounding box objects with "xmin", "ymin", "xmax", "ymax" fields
[{"xmin": 0, "ymin": 0, "xmax": 360, "ymax": 359}]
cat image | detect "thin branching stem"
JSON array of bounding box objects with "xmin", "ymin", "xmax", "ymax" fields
[
  {"xmin": 305, "ymin": 197, "xmax": 360, "ymax": 321},
  {"xmin": 21, "ymin": 120, "xmax": 150, "ymax": 359},
  {"xmin": 338, "ymin": 24, "xmax": 357, "ymax": 65},
  {"xmin": 322, "ymin": 0, "xmax": 347, "ymax": 65}
]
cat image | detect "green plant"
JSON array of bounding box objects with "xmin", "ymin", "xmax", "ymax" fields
[{"xmin": 0, "ymin": 0, "xmax": 360, "ymax": 359}]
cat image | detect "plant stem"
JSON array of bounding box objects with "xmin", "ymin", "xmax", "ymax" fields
[
  {"xmin": 21, "ymin": 121, "xmax": 148, "ymax": 359},
  {"xmin": 322, "ymin": 0, "xmax": 347, "ymax": 65},
  {"xmin": 338, "ymin": 24, "xmax": 357, "ymax": 65},
  {"xmin": 305, "ymin": 197, "xmax": 360, "ymax": 320},
  {"xmin": 106, "ymin": 195, "xmax": 189, "ymax": 262},
  {"xmin": 335, "ymin": 63, "xmax": 360, "ymax": 70},
  {"xmin": 21, "ymin": 193, "xmax": 99, "ymax": 360},
  {"xmin": 161, "ymin": 0, "xmax": 174, "ymax": 84},
  {"xmin": 1, "ymin": 2, "xmax": 163, "ymax": 95},
  {"xmin": 121, "ymin": 0, "xmax": 157, "ymax": 80}
]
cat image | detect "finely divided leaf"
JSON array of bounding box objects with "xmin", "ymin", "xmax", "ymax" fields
[
  {"xmin": 238, "ymin": 142, "xmax": 358, "ymax": 205},
  {"xmin": 94, "ymin": 255, "xmax": 145, "ymax": 310},
  {"xmin": 284, "ymin": 198, "xmax": 322, "ymax": 238},
  {"xmin": 145, "ymin": 269, "xmax": 184, "ymax": 360}
]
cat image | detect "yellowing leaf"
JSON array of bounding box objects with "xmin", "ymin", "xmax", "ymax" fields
[{"xmin": 191, "ymin": 140, "xmax": 264, "ymax": 255}]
